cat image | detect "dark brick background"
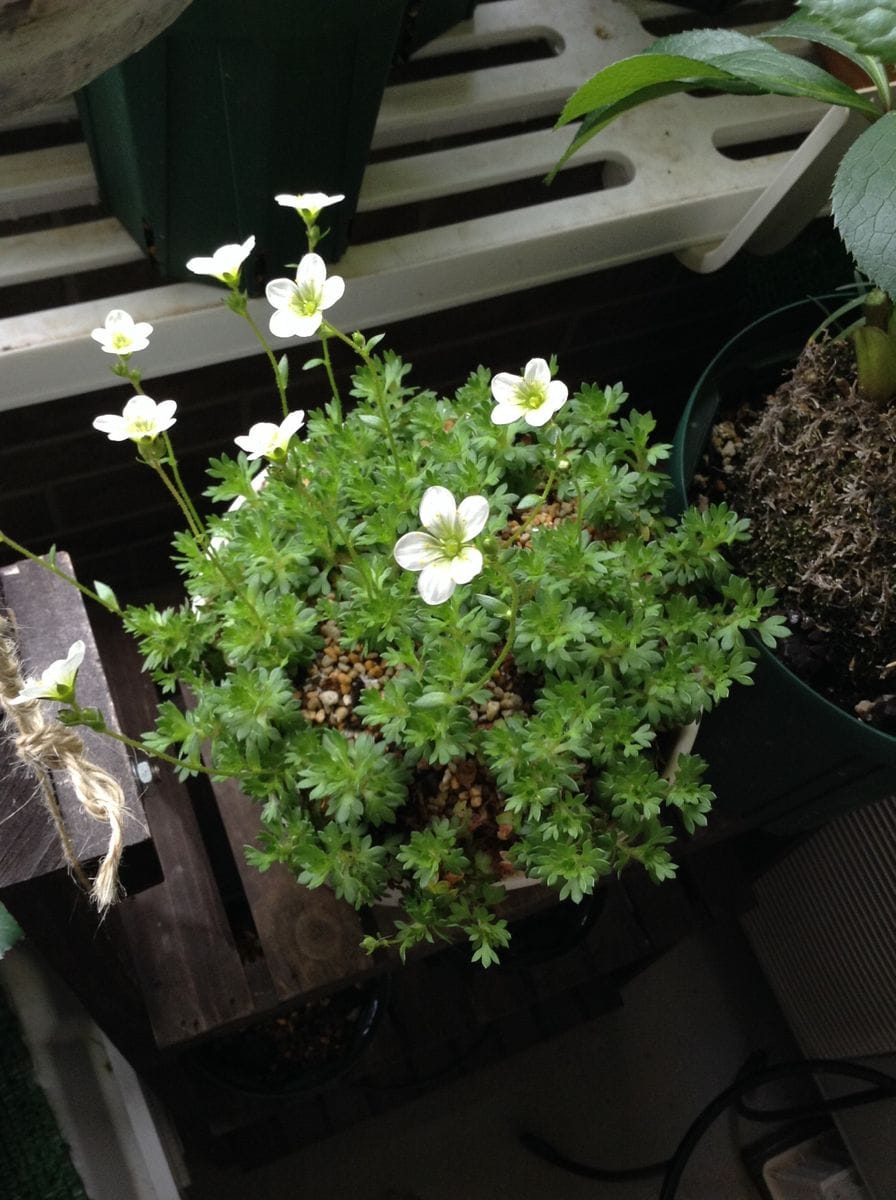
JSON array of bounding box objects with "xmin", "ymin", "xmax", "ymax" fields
[{"xmin": 1, "ymin": 218, "xmax": 851, "ymax": 602}]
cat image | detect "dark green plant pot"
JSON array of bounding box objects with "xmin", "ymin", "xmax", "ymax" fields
[
  {"xmin": 76, "ymin": 0, "xmax": 410, "ymax": 278},
  {"xmin": 671, "ymin": 294, "xmax": 896, "ymax": 834},
  {"xmin": 398, "ymin": 0, "xmax": 478, "ymax": 58},
  {"xmin": 186, "ymin": 974, "xmax": 390, "ymax": 1097}
]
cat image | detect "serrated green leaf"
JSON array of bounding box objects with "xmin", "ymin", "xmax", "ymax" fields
[
  {"xmin": 649, "ymin": 29, "xmax": 878, "ymax": 112},
  {"xmin": 797, "ymin": 0, "xmax": 896, "ymax": 60},
  {"xmin": 766, "ymin": 13, "xmax": 887, "ymax": 89},
  {"xmin": 832, "ymin": 114, "xmax": 896, "ymax": 295}
]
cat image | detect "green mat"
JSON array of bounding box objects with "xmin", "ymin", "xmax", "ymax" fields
[{"xmin": 0, "ymin": 976, "xmax": 88, "ymax": 1200}]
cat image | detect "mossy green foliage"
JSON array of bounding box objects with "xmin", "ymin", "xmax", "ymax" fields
[{"xmin": 125, "ymin": 354, "xmax": 783, "ymax": 965}]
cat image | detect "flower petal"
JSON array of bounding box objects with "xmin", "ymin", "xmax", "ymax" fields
[
  {"xmin": 523, "ymin": 358, "xmax": 551, "ymax": 385},
  {"xmin": 321, "ymin": 275, "xmax": 345, "ymax": 309},
  {"xmin": 269, "ymin": 308, "xmax": 300, "ymax": 339},
  {"xmin": 419, "ymin": 486, "xmax": 457, "ymax": 533},
  {"xmin": 490, "ymin": 371, "xmax": 522, "ymax": 406},
  {"xmin": 457, "ymin": 495, "xmax": 489, "ymax": 539},
  {"xmin": 92, "ymin": 415, "xmax": 129, "ymax": 440},
  {"xmin": 394, "ymin": 531, "xmax": 441, "ymax": 571},
  {"xmin": 280, "ymin": 410, "xmax": 306, "ymax": 439},
  {"xmin": 265, "ymin": 278, "xmax": 298, "ymax": 309},
  {"xmin": 490, "ymin": 402, "xmax": 523, "ymax": 426},
  {"xmin": 186, "ymin": 255, "xmax": 216, "ymax": 276},
  {"xmin": 418, "ymin": 561, "xmax": 457, "ymax": 606},
  {"xmin": 296, "ymin": 253, "xmax": 327, "ymax": 289},
  {"xmin": 449, "ymin": 546, "xmax": 483, "ymax": 585},
  {"xmin": 154, "ymin": 399, "xmax": 178, "ymax": 431}
]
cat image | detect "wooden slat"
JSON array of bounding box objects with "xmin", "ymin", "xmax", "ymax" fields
[
  {"xmin": 210, "ymin": 776, "xmax": 371, "ymax": 1003},
  {"xmin": 0, "ymin": 142, "xmax": 97, "ymax": 220},
  {"xmin": 0, "ymin": 99, "xmax": 79, "ymax": 133},
  {"xmin": 0, "ymin": 554, "xmax": 146, "ymax": 886},
  {"xmin": 85, "ymin": 608, "xmax": 257, "ymax": 1048},
  {"xmin": 0, "ymin": 217, "xmax": 143, "ymax": 287}
]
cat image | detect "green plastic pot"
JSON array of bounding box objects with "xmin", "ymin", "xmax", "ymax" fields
[
  {"xmin": 671, "ymin": 294, "xmax": 896, "ymax": 834},
  {"xmin": 76, "ymin": 0, "xmax": 410, "ymax": 278}
]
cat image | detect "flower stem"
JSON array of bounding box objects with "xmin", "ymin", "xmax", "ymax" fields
[
  {"xmin": 232, "ymin": 296, "xmax": 290, "ymax": 417},
  {"xmin": 465, "ymin": 574, "xmax": 520, "ymax": 697},
  {"xmin": 90, "ymin": 720, "xmax": 216, "ymax": 778},
  {"xmin": 320, "ymin": 331, "xmax": 343, "ymax": 423},
  {"xmin": 162, "ymin": 433, "xmax": 205, "ymax": 535},
  {"xmin": 323, "ymin": 323, "xmax": 402, "ymax": 472},
  {"xmin": 0, "ymin": 532, "xmax": 120, "ymax": 613},
  {"xmin": 148, "ymin": 460, "xmax": 206, "ymax": 540}
]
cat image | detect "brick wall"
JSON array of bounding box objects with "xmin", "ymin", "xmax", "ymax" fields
[{"xmin": 0, "ymin": 219, "xmax": 851, "ymax": 602}]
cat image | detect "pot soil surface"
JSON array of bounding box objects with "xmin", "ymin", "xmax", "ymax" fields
[{"xmin": 693, "ymin": 336, "xmax": 896, "ymax": 734}]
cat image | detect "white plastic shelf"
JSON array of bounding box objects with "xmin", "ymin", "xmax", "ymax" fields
[{"xmin": 1, "ymin": 0, "xmax": 822, "ymax": 410}]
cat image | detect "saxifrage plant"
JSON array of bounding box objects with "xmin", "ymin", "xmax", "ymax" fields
[{"xmin": 0, "ymin": 193, "xmax": 786, "ymax": 966}]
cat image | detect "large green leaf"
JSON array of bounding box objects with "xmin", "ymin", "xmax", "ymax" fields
[
  {"xmin": 832, "ymin": 112, "xmax": 896, "ymax": 295},
  {"xmin": 648, "ymin": 30, "xmax": 879, "ymax": 112},
  {"xmin": 554, "ymin": 29, "xmax": 877, "ymax": 179},
  {"xmin": 798, "ymin": 0, "xmax": 896, "ymax": 61},
  {"xmin": 556, "ymin": 53, "xmax": 735, "ymax": 126},
  {"xmin": 766, "ymin": 13, "xmax": 891, "ymax": 99}
]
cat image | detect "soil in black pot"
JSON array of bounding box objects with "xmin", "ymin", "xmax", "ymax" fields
[
  {"xmin": 190, "ymin": 980, "xmax": 385, "ymax": 1094},
  {"xmin": 694, "ymin": 336, "xmax": 896, "ymax": 733}
]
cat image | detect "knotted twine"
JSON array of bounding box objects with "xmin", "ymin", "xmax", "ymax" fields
[{"xmin": 0, "ymin": 614, "xmax": 126, "ymax": 912}]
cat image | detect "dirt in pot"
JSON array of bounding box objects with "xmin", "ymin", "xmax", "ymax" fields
[
  {"xmin": 189, "ymin": 979, "xmax": 385, "ymax": 1094},
  {"xmin": 693, "ymin": 335, "xmax": 896, "ymax": 733}
]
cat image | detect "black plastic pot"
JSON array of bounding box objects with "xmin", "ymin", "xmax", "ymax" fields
[
  {"xmin": 187, "ymin": 974, "xmax": 390, "ymax": 1097},
  {"xmin": 671, "ymin": 295, "xmax": 896, "ymax": 834}
]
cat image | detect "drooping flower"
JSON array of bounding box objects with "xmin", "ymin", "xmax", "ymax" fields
[
  {"xmin": 186, "ymin": 235, "xmax": 255, "ymax": 285},
  {"xmin": 490, "ymin": 357, "xmax": 568, "ymax": 427},
  {"xmin": 265, "ymin": 253, "xmax": 345, "ymax": 339},
  {"xmin": 274, "ymin": 192, "xmax": 344, "ymax": 222},
  {"xmin": 90, "ymin": 309, "xmax": 153, "ymax": 355},
  {"xmin": 234, "ymin": 410, "xmax": 306, "ymax": 462},
  {"xmin": 11, "ymin": 640, "xmax": 85, "ymax": 705},
  {"xmin": 92, "ymin": 395, "xmax": 178, "ymax": 443},
  {"xmin": 394, "ymin": 486, "xmax": 489, "ymax": 606}
]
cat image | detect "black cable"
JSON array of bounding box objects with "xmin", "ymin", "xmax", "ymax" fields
[
  {"xmin": 660, "ymin": 1058, "xmax": 896, "ymax": 1200},
  {"xmin": 519, "ymin": 1056, "xmax": 896, "ymax": 1197}
]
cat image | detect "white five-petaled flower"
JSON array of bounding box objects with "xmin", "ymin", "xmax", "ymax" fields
[
  {"xmin": 234, "ymin": 410, "xmax": 306, "ymax": 461},
  {"xmin": 490, "ymin": 357, "xmax": 569, "ymax": 427},
  {"xmin": 92, "ymin": 394, "xmax": 178, "ymax": 443},
  {"xmin": 90, "ymin": 309, "xmax": 153, "ymax": 355},
  {"xmin": 274, "ymin": 192, "xmax": 344, "ymax": 222},
  {"xmin": 11, "ymin": 640, "xmax": 85, "ymax": 706},
  {"xmin": 186, "ymin": 235, "xmax": 255, "ymax": 285},
  {"xmin": 394, "ymin": 486, "xmax": 489, "ymax": 606},
  {"xmin": 265, "ymin": 253, "xmax": 345, "ymax": 339}
]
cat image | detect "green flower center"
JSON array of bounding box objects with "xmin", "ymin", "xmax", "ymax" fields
[
  {"xmin": 516, "ymin": 380, "xmax": 547, "ymax": 410},
  {"xmin": 293, "ymin": 286, "xmax": 322, "ymax": 317},
  {"xmin": 111, "ymin": 331, "xmax": 132, "ymax": 350}
]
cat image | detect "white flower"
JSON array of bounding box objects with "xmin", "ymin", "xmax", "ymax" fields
[
  {"xmin": 186, "ymin": 235, "xmax": 255, "ymax": 284},
  {"xmin": 265, "ymin": 253, "xmax": 345, "ymax": 339},
  {"xmin": 11, "ymin": 640, "xmax": 85, "ymax": 705},
  {"xmin": 490, "ymin": 358, "xmax": 569, "ymax": 427},
  {"xmin": 92, "ymin": 395, "xmax": 178, "ymax": 443},
  {"xmin": 394, "ymin": 486, "xmax": 489, "ymax": 606},
  {"xmin": 275, "ymin": 192, "xmax": 344, "ymax": 221},
  {"xmin": 234, "ymin": 410, "xmax": 306, "ymax": 461},
  {"xmin": 90, "ymin": 309, "xmax": 153, "ymax": 355}
]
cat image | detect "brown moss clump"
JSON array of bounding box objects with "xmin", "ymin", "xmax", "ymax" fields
[{"xmin": 723, "ymin": 337, "xmax": 896, "ymax": 709}]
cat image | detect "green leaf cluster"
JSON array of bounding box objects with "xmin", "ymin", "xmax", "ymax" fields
[{"xmin": 126, "ymin": 350, "xmax": 783, "ymax": 965}]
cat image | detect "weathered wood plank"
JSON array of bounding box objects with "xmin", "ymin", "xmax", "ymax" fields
[
  {"xmin": 0, "ymin": 217, "xmax": 143, "ymax": 287},
  {"xmin": 0, "ymin": 554, "xmax": 147, "ymax": 886},
  {"xmin": 210, "ymin": 775, "xmax": 372, "ymax": 1003},
  {"xmin": 86, "ymin": 607, "xmax": 258, "ymax": 1048}
]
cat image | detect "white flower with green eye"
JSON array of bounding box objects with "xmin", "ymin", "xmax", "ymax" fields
[
  {"xmin": 394, "ymin": 486, "xmax": 489, "ymax": 606},
  {"xmin": 234, "ymin": 410, "xmax": 306, "ymax": 462},
  {"xmin": 92, "ymin": 395, "xmax": 178, "ymax": 443},
  {"xmin": 186, "ymin": 235, "xmax": 255, "ymax": 285},
  {"xmin": 490, "ymin": 357, "xmax": 568, "ymax": 427},
  {"xmin": 90, "ymin": 309, "xmax": 154, "ymax": 355},
  {"xmin": 265, "ymin": 253, "xmax": 345, "ymax": 339},
  {"xmin": 11, "ymin": 640, "xmax": 85, "ymax": 705},
  {"xmin": 275, "ymin": 192, "xmax": 344, "ymax": 222}
]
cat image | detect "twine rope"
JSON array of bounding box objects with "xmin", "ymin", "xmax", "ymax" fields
[{"xmin": 0, "ymin": 615, "xmax": 126, "ymax": 912}]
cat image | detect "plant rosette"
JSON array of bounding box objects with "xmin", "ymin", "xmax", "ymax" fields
[{"xmin": 0, "ymin": 203, "xmax": 785, "ymax": 969}]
